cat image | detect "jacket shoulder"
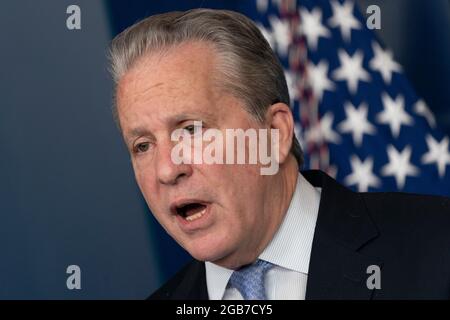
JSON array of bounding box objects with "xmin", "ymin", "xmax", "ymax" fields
[
  {"xmin": 361, "ymin": 191, "xmax": 450, "ymax": 239},
  {"xmin": 147, "ymin": 259, "xmax": 206, "ymax": 300},
  {"xmin": 362, "ymin": 191, "xmax": 450, "ymax": 218}
]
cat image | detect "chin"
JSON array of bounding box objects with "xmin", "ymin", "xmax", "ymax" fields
[{"xmin": 184, "ymin": 239, "xmax": 234, "ymax": 263}]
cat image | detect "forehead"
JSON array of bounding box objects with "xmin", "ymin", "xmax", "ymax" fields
[{"xmin": 116, "ymin": 41, "xmax": 220, "ymax": 123}]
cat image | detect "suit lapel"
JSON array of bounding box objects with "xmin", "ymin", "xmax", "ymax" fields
[{"xmin": 302, "ymin": 170, "xmax": 382, "ymax": 300}]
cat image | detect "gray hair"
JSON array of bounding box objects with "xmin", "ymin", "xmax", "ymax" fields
[{"xmin": 108, "ymin": 8, "xmax": 303, "ymax": 168}]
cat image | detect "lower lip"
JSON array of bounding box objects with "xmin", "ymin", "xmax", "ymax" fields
[{"xmin": 175, "ymin": 204, "xmax": 212, "ymax": 233}]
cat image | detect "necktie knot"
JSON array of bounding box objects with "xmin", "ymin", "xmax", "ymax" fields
[{"xmin": 228, "ymin": 259, "xmax": 273, "ymax": 300}]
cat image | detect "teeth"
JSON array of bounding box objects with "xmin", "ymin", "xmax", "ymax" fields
[{"xmin": 185, "ymin": 207, "xmax": 207, "ymax": 222}]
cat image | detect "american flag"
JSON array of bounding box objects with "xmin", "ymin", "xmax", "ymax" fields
[{"xmin": 239, "ymin": 0, "xmax": 450, "ymax": 196}]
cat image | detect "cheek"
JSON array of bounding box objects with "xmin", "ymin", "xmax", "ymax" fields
[
  {"xmin": 212, "ymin": 167, "xmax": 262, "ymax": 213},
  {"xmin": 132, "ymin": 162, "xmax": 146, "ymax": 190},
  {"xmin": 222, "ymin": 165, "xmax": 263, "ymax": 199},
  {"xmin": 222, "ymin": 168, "xmax": 265, "ymax": 220},
  {"xmin": 201, "ymin": 159, "xmax": 263, "ymax": 202},
  {"xmin": 132, "ymin": 161, "xmax": 159, "ymax": 205},
  {"xmin": 132, "ymin": 154, "xmax": 154, "ymax": 182}
]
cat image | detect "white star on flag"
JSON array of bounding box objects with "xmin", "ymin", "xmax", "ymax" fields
[
  {"xmin": 268, "ymin": 15, "xmax": 291, "ymax": 57},
  {"xmin": 381, "ymin": 145, "xmax": 419, "ymax": 189},
  {"xmin": 257, "ymin": 0, "xmax": 269, "ymax": 13},
  {"xmin": 338, "ymin": 102, "xmax": 376, "ymax": 146},
  {"xmin": 319, "ymin": 112, "xmax": 342, "ymax": 144},
  {"xmin": 369, "ymin": 41, "xmax": 402, "ymax": 84},
  {"xmin": 307, "ymin": 60, "xmax": 335, "ymax": 102},
  {"xmin": 305, "ymin": 112, "xmax": 341, "ymax": 145},
  {"xmin": 332, "ymin": 49, "xmax": 371, "ymax": 94},
  {"xmin": 328, "ymin": 0, "xmax": 362, "ymax": 43},
  {"xmin": 284, "ymin": 69, "xmax": 299, "ymax": 106},
  {"xmin": 413, "ymin": 99, "xmax": 436, "ymax": 129},
  {"xmin": 344, "ymin": 155, "xmax": 381, "ymax": 192},
  {"xmin": 376, "ymin": 93, "xmax": 414, "ymax": 138},
  {"xmin": 421, "ymin": 134, "xmax": 450, "ymax": 178},
  {"xmin": 299, "ymin": 7, "xmax": 331, "ymax": 51}
]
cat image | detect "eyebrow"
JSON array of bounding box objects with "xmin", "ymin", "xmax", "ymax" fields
[
  {"xmin": 170, "ymin": 111, "xmax": 217, "ymax": 124},
  {"xmin": 124, "ymin": 126, "xmax": 153, "ymax": 145},
  {"xmin": 125, "ymin": 111, "xmax": 218, "ymax": 143}
]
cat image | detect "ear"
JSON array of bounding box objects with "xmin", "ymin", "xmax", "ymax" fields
[{"xmin": 265, "ymin": 103, "xmax": 294, "ymax": 164}]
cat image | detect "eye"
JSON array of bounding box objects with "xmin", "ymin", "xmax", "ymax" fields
[
  {"xmin": 134, "ymin": 142, "xmax": 150, "ymax": 153},
  {"xmin": 184, "ymin": 124, "xmax": 196, "ymax": 135},
  {"xmin": 183, "ymin": 123, "xmax": 204, "ymax": 136}
]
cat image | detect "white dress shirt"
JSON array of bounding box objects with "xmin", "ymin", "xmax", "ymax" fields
[{"xmin": 205, "ymin": 172, "xmax": 321, "ymax": 300}]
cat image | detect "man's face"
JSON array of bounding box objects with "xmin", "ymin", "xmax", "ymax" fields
[{"xmin": 116, "ymin": 42, "xmax": 277, "ymax": 267}]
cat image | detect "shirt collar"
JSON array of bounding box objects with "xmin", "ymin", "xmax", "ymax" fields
[{"xmin": 205, "ymin": 172, "xmax": 321, "ymax": 300}]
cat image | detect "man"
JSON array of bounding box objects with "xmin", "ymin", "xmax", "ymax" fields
[{"xmin": 109, "ymin": 9, "xmax": 450, "ymax": 299}]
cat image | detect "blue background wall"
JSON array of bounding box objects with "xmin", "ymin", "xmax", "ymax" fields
[{"xmin": 0, "ymin": 0, "xmax": 449, "ymax": 299}]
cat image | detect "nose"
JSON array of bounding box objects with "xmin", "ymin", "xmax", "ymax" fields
[{"xmin": 155, "ymin": 141, "xmax": 193, "ymax": 185}]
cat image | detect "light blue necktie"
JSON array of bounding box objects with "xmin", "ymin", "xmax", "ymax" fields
[{"xmin": 228, "ymin": 259, "xmax": 273, "ymax": 300}]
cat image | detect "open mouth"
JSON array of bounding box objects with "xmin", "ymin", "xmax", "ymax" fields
[{"xmin": 175, "ymin": 202, "xmax": 208, "ymax": 222}]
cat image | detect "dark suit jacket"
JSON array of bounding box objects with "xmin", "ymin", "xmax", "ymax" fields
[{"xmin": 149, "ymin": 170, "xmax": 450, "ymax": 299}]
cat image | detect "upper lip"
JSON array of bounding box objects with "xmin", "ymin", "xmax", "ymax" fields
[{"xmin": 169, "ymin": 199, "xmax": 209, "ymax": 215}]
